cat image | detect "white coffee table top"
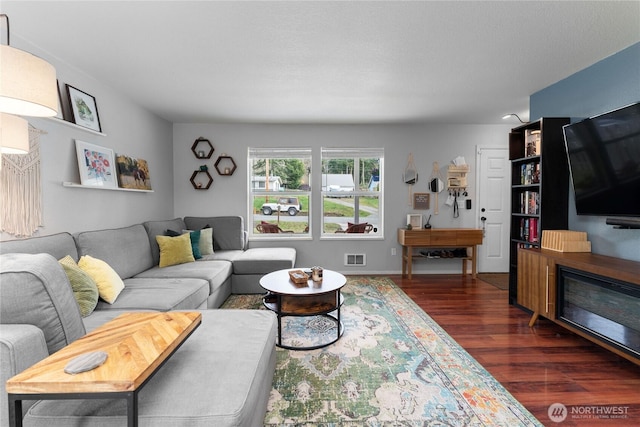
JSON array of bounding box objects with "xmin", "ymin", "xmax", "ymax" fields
[{"xmin": 260, "ymin": 268, "xmax": 346, "ymax": 296}]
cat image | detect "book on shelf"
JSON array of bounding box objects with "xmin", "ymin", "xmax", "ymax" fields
[
  {"xmin": 519, "ymin": 218, "xmax": 539, "ymax": 243},
  {"xmin": 520, "ymin": 163, "xmax": 541, "ymax": 185},
  {"xmin": 517, "ymin": 242, "xmax": 536, "ymax": 249},
  {"xmin": 519, "ymin": 191, "xmax": 539, "ymax": 214}
]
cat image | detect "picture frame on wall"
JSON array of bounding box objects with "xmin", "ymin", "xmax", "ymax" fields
[
  {"xmin": 116, "ymin": 153, "xmax": 153, "ymax": 190},
  {"xmin": 55, "ymin": 80, "xmax": 64, "ymax": 120},
  {"xmin": 407, "ymin": 214, "xmax": 422, "ymax": 229},
  {"xmin": 75, "ymin": 140, "xmax": 117, "ymax": 188},
  {"xmin": 413, "ymin": 192, "xmax": 430, "ymax": 210},
  {"xmin": 66, "ymin": 84, "xmax": 102, "ymax": 132}
]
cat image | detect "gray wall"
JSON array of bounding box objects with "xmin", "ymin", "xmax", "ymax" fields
[
  {"xmin": 1, "ymin": 39, "xmax": 175, "ymax": 240},
  {"xmin": 173, "ymin": 123, "xmax": 510, "ymax": 274},
  {"xmin": 530, "ymin": 42, "xmax": 640, "ymax": 262}
]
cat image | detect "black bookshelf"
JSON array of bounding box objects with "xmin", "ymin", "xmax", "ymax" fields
[{"xmin": 508, "ymin": 118, "xmax": 570, "ymax": 304}]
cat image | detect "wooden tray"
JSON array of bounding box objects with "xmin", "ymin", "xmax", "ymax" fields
[{"xmin": 288, "ymin": 269, "xmax": 309, "ymax": 284}]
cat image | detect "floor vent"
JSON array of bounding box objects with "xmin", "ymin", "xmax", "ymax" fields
[{"xmin": 344, "ymin": 253, "xmax": 366, "ymax": 266}]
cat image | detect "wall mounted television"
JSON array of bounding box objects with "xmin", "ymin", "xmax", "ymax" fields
[{"xmin": 563, "ymin": 102, "xmax": 640, "ymax": 225}]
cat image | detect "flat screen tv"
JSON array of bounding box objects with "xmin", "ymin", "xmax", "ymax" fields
[{"xmin": 563, "ymin": 102, "xmax": 640, "ymax": 219}]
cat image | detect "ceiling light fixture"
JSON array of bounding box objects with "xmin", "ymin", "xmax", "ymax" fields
[
  {"xmin": 0, "ymin": 113, "xmax": 30, "ymax": 154},
  {"xmin": 502, "ymin": 113, "xmax": 526, "ymax": 124},
  {"xmin": 0, "ymin": 14, "xmax": 58, "ymax": 117}
]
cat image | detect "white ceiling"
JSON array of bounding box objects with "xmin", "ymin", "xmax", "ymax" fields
[{"xmin": 3, "ymin": 1, "xmax": 639, "ymax": 125}]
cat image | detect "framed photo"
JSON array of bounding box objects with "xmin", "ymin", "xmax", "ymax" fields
[
  {"xmin": 407, "ymin": 214, "xmax": 422, "ymax": 229},
  {"xmin": 116, "ymin": 153, "xmax": 152, "ymax": 190},
  {"xmin": 413, "ymin": 192, "xmax": 430, "ymax": 210},
  {"xmin": 75, "ymin": 140, "xmax": 117, "ymax": 188},
  {"xmin": 55, "ymin": 80, "xmax": 64, "ymax": 120},
  {"xmin": 66, "ymin": 85, "xmax": 102, "ymax": 132}
]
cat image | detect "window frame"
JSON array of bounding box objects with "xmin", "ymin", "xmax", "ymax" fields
[
  {"xmin": 247, "ymin": 147, "xmax": 312, "ymax": 240},
  {"xmin": 320, "ymin": 147, "xmax": 384, "ymax": 240}
]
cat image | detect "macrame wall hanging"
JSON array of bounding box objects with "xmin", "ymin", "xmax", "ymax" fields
[{"xmin": 1, "ymin": 126, "xmax": 45, "ymax": 237}]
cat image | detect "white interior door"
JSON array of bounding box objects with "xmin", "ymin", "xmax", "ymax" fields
[{"xmin": 476, "ymin": 147, "xmax": 510, "ymax": 273}]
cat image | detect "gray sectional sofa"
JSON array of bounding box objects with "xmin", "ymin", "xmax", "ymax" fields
[{"xmin": 0, "ymin": 216, "xmax": 296, "ymax": 427}]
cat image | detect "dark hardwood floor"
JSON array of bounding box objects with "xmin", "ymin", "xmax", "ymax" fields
[{"xmin": 389, "ymin": 274, "xmax": 640, "ymax": 426}]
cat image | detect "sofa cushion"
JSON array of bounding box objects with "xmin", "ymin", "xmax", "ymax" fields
[
  {"xmin": 233, "ymin": 247, "xmax": 297, "ymax": 275},
  {"xmin": 24, "ymin": 310, "xmax": 277, "ymax": 427},
  {"xmin": 0, "ymin": 253, "xmax": 85, "ymax": 354},
  {"xmin": 184, "ymin": 216, "xmax": 245, "ymax": 251},
  {"xmin": 0, "ymin": 232, "xmax": 78, "ymax": 260},
  {"xmin": 201, "ymin": 249, "xmax": 244, "ymax": 263},
  {"xmin": 143, "ymin": 218, "xmax": 187, "ymax": 265},
  {"xmin": 95, "ymin": 278, "xmax": 208, "ymax": 312},
  {"xmin": 135, "ymin": 259, "xmax": 232, "ymax": 296},
  {"xmin": 156, "ymin": 234, "xmax": 196, "ymax": 267},
  {"xmin": 78, "ymin": 256, "xmax": 125, "ymax": 304},
  {"xmin": 58, "ymin": 255, "xmax": 99, "ymax": 317},
  {"xmin": 75, "ymin": 224, "xmax": 154, "ymax": 279}
]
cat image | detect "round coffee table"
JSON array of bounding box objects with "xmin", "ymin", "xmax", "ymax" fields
[{"xmin": 260, "ymin": 268, "xmax": 346, "ymax": 350}]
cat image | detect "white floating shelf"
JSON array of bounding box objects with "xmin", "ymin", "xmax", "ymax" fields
[
  {"xmin": 62, "ymin": 182, "xmax": 153, "ymax": 193},
  {"xmin": 47, "ymin": 117, "xmax": 107, "ymax": 137}
]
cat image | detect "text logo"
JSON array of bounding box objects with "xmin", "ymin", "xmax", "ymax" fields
[{"xmin": 549, "ymin": 403, "xmax": 568, "ymax": 423}]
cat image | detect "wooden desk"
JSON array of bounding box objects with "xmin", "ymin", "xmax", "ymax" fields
[
  {"xmin": 398, "ymin": 228, "xmax": 483, "ymax": 280},
  {"xmin": 7, "ymin": 311, "xmax": 201, "ymax": 427}
]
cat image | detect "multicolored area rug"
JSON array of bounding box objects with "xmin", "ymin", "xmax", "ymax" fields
[{"xmin": 221, "ymin": 276, "xmax": 542, "ymax": 426}]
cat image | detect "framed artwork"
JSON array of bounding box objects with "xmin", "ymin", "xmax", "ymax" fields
[
  {"xmin": 116, "ymin": 154, "xmax": 152, "ymax": 190},
  {"xmin": 75, "ymin": 140, "xmax": 117, "ymax": 188},
  {"xmin": 413, "ymin": 193, "xmax": 430, "ymax": 210},
  {"xmin": 66, "ymin": 85, "xmax": 102, "ymax": 132},
  {"xmin": 407, "ymin": 214, "xmax": 422, "ymax": 229},
  {"xmin": 55, "ymin": 80, "xmax": 64, "ymax": 120}
]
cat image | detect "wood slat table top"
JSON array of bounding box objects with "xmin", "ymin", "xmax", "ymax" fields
[{"xmin": 6, "ymin": 311, "xmax": 201, "ymax": 394}]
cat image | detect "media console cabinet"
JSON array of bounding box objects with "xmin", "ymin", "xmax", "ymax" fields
[
  {"xmin": 397, "ymin": 228, "xmax": 483, "ymax": 280},
  {"xmin": 517, "ymin": 248, "xmax": 640, "ymax": 365}
]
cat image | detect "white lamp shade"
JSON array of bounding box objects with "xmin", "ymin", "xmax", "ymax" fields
[
  {"xmin": 0, "ymin": 112, "xmax": 29, "ymax": 154},
  {"xmin": 0, "ymin": 44, "xmax": 58, "ymax": 117}
]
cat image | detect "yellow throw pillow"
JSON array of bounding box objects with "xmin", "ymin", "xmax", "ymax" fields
[
  {"xmin": 156, "ymin": 233, "xmax": 195, "ymax": 268},
  {"xmin": 78, "ymin": 255, "xmax": 125, "ymax": 304}
]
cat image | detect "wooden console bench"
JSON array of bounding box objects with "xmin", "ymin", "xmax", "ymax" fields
[{"xmin": 397, "ymin": 228, "xmax": 483, "ymax": 280}]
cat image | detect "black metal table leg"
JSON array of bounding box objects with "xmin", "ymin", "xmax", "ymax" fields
[
  {"xmin": 276, "ymin": 294, "xmax": 282, "ymax": 346},
  {"xmin": 127, "ymin": 391, "xmax": 138, "ymax": 427},
  {"xmin": 9, "ymin": 396, "xmax": 22, "ymax": 427}
]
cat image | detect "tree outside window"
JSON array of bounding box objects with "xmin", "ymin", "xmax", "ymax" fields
[
  {"xmin": 321, "ymin": 147, "xmax": 384, "ymax": 238},
  {"xmin": 248, "ymin": 148, "xmax": 311, "ymax": 237}
]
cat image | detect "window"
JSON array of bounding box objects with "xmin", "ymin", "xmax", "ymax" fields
[
  {"xmin": 248, "ymin": 147, "xmax": 311, "ymax": 238},
  {"xmin": 321, "ymin": 147, "xmax": 383, "ymax": 238}
]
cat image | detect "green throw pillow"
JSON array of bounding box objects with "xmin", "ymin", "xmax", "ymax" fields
[
  {"xmin": 188, "ymin": 230, "xmax": 202, "ymax": 259},
  {"xmin": 183, "ymin": 228, "xmax": 213, "ymax": 256},
  {"xmin": 58, "ymin": 255, "xmax": 99, "ymax": 317},
  {"xmin": 156, "ymin": 233, "xmax": 195, "ymax": 267}
]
